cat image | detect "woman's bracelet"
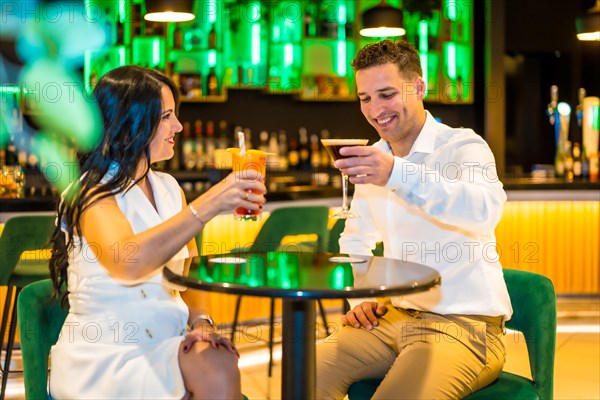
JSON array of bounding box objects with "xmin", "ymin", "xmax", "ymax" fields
[
  {"xmin": 189, "ymin": 204, "xmax": 206, "ymax": 225},
  {"xmin": 189, "ymin": 314, "xmax": 215, "ymax": 330}
]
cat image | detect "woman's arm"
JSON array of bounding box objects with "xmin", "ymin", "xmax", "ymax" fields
[{"xmin": 80, "ymin": 171, "xmax": 265, "ymax": 281}]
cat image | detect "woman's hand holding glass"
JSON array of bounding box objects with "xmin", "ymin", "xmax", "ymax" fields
[{"xmin": 190, "ymin": 170, "xmax": 266, "ymax": 222}]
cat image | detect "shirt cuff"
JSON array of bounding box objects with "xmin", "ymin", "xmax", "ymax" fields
[{"xmin": 384, "ymin": 156, "xmax": 421, "ymax": 196}]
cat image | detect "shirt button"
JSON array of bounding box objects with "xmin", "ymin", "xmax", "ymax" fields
[{"xmin": 140, "ymin": 289, "xmax": 147, "ymax": 299}]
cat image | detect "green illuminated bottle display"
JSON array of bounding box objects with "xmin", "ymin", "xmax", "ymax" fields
[{"xmin": 83, "ymin": 0, "xmax": 474, "ymax": 104}]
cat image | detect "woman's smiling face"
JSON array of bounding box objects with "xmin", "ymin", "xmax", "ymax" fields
[{"xmin": 149, "ymin": 85, "xmax": 183, "ymax": 163}]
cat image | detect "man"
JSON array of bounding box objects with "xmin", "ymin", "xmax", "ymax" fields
[{"xmin": 316, "ymin": 39, "xmax": 512, "ymax": 399}]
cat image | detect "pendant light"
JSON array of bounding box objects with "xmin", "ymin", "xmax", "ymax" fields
[
  {"xmin": 576, "ymin": 0, "xmax": 600, "ymax": 41},
  {"xmin": 144, "ymin": 1, "xmax": 195, "ymax": 23},
  {"xmin": 360, "ymin": 1, "xmax": 406, "ymax": 38}
]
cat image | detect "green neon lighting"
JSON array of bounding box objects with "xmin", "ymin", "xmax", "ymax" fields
[
  {"xmin": 418, "ymin": 20, "xmax": 428, "ymax": 52},
  {"xmin": 336, "ymin": 41, "xmax": 346, "ymax": 76},
  {"xmin": 593, "ymin": 105, "xmax": 600, "ymax": 130},
  {"xmin": 446, "ymin": 0, "xmax": 457, "ymax": 21},
  {"xmin": 0, "ymin": 86, "xmax": 19, "ymax": 94},
  {"xmin": 208, "ymin": 49, "xmax": 217, "ymax": 67},
  {"xmin": 251, "ymin": 23, "xmax": 261, "ymax": 65},
  {"xmin": 338, "ymin": 3, "xmax": 347, "ymax": 24},
  {"xmin": 445, "ymin": 42, "xmax": 456, "ymax": 79},
  {"xmin": 152, "ymin": 39, "xmax": 161, "ymax": 67},
  {"xmin": 331, "ymin": 266, "xmax": 345, "ymax": 290},
  {"xmin": 118, "ymin": 46, "xmax": 126, "ymax": 65},
  {"xmin": 208, "ymin": 0, "xmax": 216, "ymax": 23},
  {"xmin": 284, "ymin": 43, "xmax": 293, "ymax": 67},
  {"xmin": 273, "ymin": 25, "xmax": 281, "ymax": 41}
]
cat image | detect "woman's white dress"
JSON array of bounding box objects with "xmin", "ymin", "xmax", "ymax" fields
[{"xmin": 50, "ymin": 168, "xmax": 190, "ymax": 399}]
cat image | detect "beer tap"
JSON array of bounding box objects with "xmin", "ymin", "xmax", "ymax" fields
[
  {"xmin": 576, "ymin": 88, "xmax": 586, "ymax": 128},
  {"xmin": 546, "ymin": 85, "xmax": 560, "ymax": 147}
]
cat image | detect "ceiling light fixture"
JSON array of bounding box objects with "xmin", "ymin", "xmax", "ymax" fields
[
  {"xmin": 576, "ymin": 0, "xmax": 600, "ymax": 41},
  {"xmin": 144, "ymin": 1, "xmax": 195, "ymax": 23},
  {"xmin": 360, "ymin": 1, "xmax": 406, "ymax": 38}
]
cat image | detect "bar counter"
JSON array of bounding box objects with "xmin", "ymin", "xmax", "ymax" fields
[{"xmin": 2, "ymin": 177, "xmax": 599, "ymax": 215}]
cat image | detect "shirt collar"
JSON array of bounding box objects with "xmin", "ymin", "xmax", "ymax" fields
[{"xmin": 406, "ymin": 110, "xmax": 437, "ymax": 157}]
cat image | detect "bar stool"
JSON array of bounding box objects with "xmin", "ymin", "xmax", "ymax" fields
[{"xmin": 0, "ymin": 215, "xmax": 55, "ymax": 395}]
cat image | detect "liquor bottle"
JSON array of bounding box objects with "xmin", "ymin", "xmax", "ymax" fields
[
  {"xmin": 563, "ymin": 141, "xmax": 574, "ymax": 182},
  {"xmin": 310, "ymin": 134, "xmax": 321, "ymax": 169},
  {"xmin": 208, "ymin": 24, "xmax": 217, "ymax": 49},
  {"xmin": 168, "ymin": 122, "xmax": 182, "ymax": 171},
  {"xmin": 205, "ymin": 121, "xmax": 216, "ymax": 166},
  {"xmin": 5, "ymin": 138, "xmax": 18, "ymax": 165},
  {"xmin": 194, "ymin": 119, "xmax": 204, "ymax": 170},
  {"xmin": 268, "ymin": 132, "xmax": 279, "ymax": 169},
  {"xmin": 170, "ymin": 63, "xmax": 180, "ymax": 89},
  {"xmin": 554, "ymin": 141, "xmax": 565, "ymax": 177},
  {"xmin": 287, "ymin": 136, "xmax": 300, "ymax": 171},
  {"xmin": 217, "ymin": 120, "xmax": 229, "ymax": 149},
  {"xmin": 258, "ymin": 130, "xmax": 270, "ymax": 153},
  {"xmin": 572, "ymin": 143, "xmax": 582, "ymax": 179},
  {"xmin": 243, "ymin": 128, "xmax": 252, "ymax": 149},
  {"xmin": 0, "ymin": 143, "xmax": 5, "ymax": 165},
  {"xmin": 298, "ymin": 127, "xmax": 311, "ymax": 170},
  {"xmin": 11, "ymin": 96, "xmax": 22, "ymax": 132},
  {"xmin": 173, "ymin": 24, "xmax": 183, "ymax": 50},
  {"xmin": 278, "ymin": 130, "xmax": 289, "ymax": 171},
  {"xmin": 590, "ymin": 153, "xmax": 599, "ymax": 182},
  {"xmin": 207, "ymin": 68, "xmax": 218, "ymax": 96},
  {"xmin": 17, "ymin": 134, "xmax": 28, "ymax": 167},
  {"xmin": 304, "ymin": 1, "xmax": 318, "ymax": 37},
  {"xmin": 182, "ymin": 121, "xmax": 196, "ymax": 171},
  {"xmin": 581, "ymin": 143, "xmax": 590, "ymax": 180},
  {"xmin": 233, "ymin": 125, "xmax": 243, "ymax": 148},
  {"xmin": 320, "ymin": 129, "xmax": 332, "ymax": 168}
]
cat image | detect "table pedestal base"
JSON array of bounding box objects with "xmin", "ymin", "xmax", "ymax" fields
[{"xmin": 282, "ymin": 299, "xmax": 316, "ymax": 400}]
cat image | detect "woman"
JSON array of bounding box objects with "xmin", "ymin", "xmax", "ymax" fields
[{"xmin": 48, "ymin": 65, "xmax": 266, "ymax": 399}]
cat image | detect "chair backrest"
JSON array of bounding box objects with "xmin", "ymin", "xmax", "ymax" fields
[
  {"xmin": 17, "ymin": 279, "xmax": 68, "ymax": 399},
  {"xmin": 326, "ymin": 219, "xmax": 345, "ymax": 253},
  {"xmin": 503, "ymin": 269, "xmax": 556, "ymax": 400},
  {"xmin": 326, "ymin": 219, "xmax": 384, "ymax": 256},
  {"xmin": 0, "ymin": 215, "xmax": 55, "ymax": 285},
  {"xmin": 249, "ymin": 206, "xmax": 330, "ymax": 252}
]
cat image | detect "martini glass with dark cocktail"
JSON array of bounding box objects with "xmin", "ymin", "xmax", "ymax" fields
[{"xmin": 321, "ymin": 139, "xmax": 369, "ymax": 219}]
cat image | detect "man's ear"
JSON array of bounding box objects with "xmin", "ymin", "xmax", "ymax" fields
[{"xmin": 415, "ymin": 77, "xmax": 426, "ymax": 100}]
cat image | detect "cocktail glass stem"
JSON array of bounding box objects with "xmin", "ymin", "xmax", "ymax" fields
[
  {"xmin": 341, "ymin": 172, "xmax": 350, "ymax": 214},
  {"xmin": 332, "ymin": 172, "xmax": 358, "ymax": 219}
]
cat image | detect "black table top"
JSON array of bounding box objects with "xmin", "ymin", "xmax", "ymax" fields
[{"xmin": 164, "ymin": 251, "xmax": 441, "ymax": 299}]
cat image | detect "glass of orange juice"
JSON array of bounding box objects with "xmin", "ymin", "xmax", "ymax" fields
[{"xmin": 228, "ymin": 148, "xmax": 267, "ymax": 221}]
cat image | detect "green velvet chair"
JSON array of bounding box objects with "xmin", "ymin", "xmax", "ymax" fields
[
  {"xmin": 229, "ymin": 205, "xmax": 330, "ymax": 377},
  {"xmin": 0, "ymin": 215, "xmax": 55, "ymax": 394},
  {"xmin": 346, "ymin": 269, "xmax": 557, "ymax": 400},
  {"xmin": 17, "ymin": 279, "xmax": 68, "ymax": 400}
]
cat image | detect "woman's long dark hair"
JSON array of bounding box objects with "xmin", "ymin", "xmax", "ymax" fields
[{"xmin": 49, "ymin": 66, "xmax": 180, "ymax": 304}]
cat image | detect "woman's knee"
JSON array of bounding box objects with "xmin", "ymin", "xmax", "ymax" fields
[{"xmin": 179, "ymin": 342, "xmax": 240, "ymax": 386}]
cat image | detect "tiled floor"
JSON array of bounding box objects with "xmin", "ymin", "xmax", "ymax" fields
[{"xmin": 3, "ymin": 297, "xmax": 600, "ymax": 399}]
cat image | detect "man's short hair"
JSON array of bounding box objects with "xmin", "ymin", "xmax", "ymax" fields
[{"xmin": 351, "ymin": 39, "xmax": 423, "ymax": 80}]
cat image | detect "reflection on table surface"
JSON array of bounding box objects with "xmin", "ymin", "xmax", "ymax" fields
[{"xmin": 171, "ymin": 251, "xmax": 441, "ymax": 299}]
